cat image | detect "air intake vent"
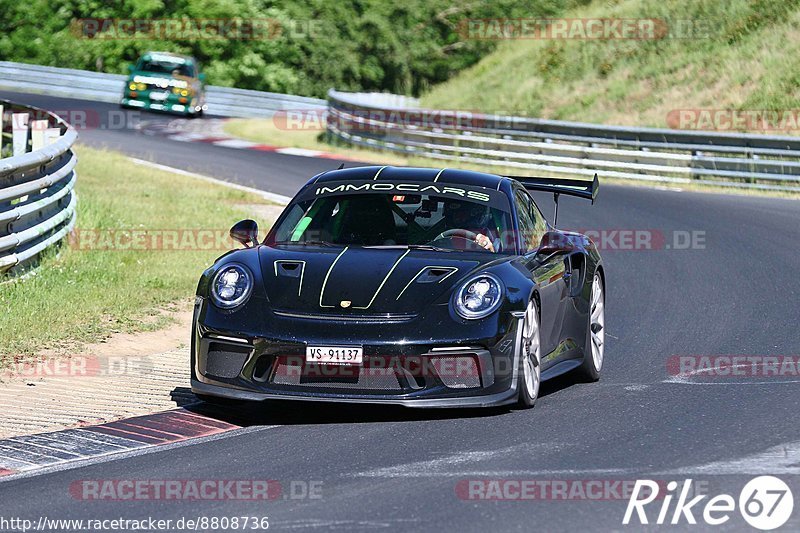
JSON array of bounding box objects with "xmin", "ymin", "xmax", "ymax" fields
[
  {"xmin": 433, "ymin": 355, "xmax": 481, "ymax": 389},
  {"xmin": 204, "ymin": 342, "xmax": 251, "ymax": 379},
  {"xmin": 417, "ymin": 266, "xmax": 458, "ymax": 283},
  {"xmin": 274, "ymin": 260, "xmax": 304, "ymax": 278}
]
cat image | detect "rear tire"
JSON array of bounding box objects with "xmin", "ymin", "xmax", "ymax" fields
[
  {"xmin": 577, "ymin": 272, "xmax": 604, "ymax": 381},
  {"xmin": 517, "ymin": 299, "xmax": 541, "ymax": 408}
]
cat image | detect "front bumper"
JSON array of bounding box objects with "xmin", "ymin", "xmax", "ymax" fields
[
  {"xmin": 191, "ymin": 305, "xmax": 525, "ymax": 408},
  {"xmin": 121, "ymin": 96, "xmax": 206, "ymax": 115},
  {"xmin": 191, "ymin": 377, "xmax": 519, "ymax": 408}
]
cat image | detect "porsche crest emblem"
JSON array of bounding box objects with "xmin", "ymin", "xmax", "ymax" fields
[{"xmin": 340, "ymin": 300, "xmax": 352, "ymax": 308}]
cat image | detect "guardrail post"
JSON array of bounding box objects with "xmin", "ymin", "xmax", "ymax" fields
[
  {"xmin": 44, "ymin": 128, "xmax": 61, "ymax": 146},
  {"xmin": 30, "ymin": 119, "xmax": 49, "ymax": 151},
  {"xmin": 12, "ymin": 112, "xmax": 29, "ymax": 156}
]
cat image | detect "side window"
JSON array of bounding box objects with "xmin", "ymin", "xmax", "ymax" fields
[
  {"xmin": 273, "ymin": 203, "xmax": 307, "ymax": 241},
  {"xmin": 514, "ymin": 190, "xmax": 537, "ymax": 252},
  {"xmin": 527, "ymin": 196, "xmax": 548, "ymax": 245}
]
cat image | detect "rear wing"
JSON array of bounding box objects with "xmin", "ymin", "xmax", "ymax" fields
[
  {"xmin": 508, "ymin": 174, "xmax": 599, "ymax": 204},
  {"xmin": 505, "ymin": 174, "xmax": 599, "ymax": 227}
]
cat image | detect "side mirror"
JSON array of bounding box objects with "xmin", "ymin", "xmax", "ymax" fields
[
  {"xmin": 536, "ymin": 231, "xmax": 574, "ymax": 257},
  {"xmin": 230, "ymin": 219, "xmax": 259, "ymax": 248},
  {"xmin": 127, "ymin": 64, "xmax": 135, "ymax": 73},
  {"xmin": 198, "ymin": 73, "xmax": 206, "ymax": 82}
]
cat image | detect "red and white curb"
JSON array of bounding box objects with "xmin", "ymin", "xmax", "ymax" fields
[
  {"xmin": 0, "ymin": 409, "xmax": 246, "ymax": 480},
  {"xmin": 139, "ymin": 118, "xmax": 361, "ymax": 161}
]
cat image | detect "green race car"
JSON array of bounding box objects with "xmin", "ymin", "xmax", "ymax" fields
[{"xmin": 120, "ymin": 51, "xmax": 207, "ymax": 117}]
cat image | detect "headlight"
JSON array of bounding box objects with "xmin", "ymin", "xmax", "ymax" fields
[
  {"xmin": 210, "ymin": 264, "xmax": 253, "ymax": 309},
  {"xmin": 453, "ymin": 273, "xmax": 504, "ymax": 319}
]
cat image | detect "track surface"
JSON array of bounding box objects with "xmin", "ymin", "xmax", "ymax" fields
[{"xmin": 1, "ymin": 91, "xmax": 799, "ymax": 531}]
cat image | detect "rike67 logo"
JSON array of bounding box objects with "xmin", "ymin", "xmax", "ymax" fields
[{"xmin": 623, "ymin": 476, "xmax": 794, "ymax": 530}]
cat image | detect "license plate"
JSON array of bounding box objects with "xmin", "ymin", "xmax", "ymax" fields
[
  {"xmin": 149, "ymin": 91, "xmax": 168, "ymax": 101},
  {"xmin": 306, "ymin": 346, "xmax": 363, "ymax": 365}
]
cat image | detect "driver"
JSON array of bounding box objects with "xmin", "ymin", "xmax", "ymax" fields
[{"xmin": 441, "ymin": 200, "xmax": 499, "ymax": 252}]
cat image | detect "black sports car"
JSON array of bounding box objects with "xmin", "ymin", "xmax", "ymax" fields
[{"xmin": 191, "ymin": 166, "xmax": 605, "ymax": 408}]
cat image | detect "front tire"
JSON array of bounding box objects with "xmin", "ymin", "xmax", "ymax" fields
[
  {"xmin": 517, "ymin": 299, "xmax": 541, "ymax": 408},
  {"xmin": 577, "ymin": 272, "xmax": 604, "ymax": 381}
]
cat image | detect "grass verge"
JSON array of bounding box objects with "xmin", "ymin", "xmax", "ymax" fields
[
  {"xmin": 0, "ymin": 145, "xmax": 276, "ymax": 362},
  {"xmin": 223, "ymin": 118, "xmax": 413, "ymax": 165},
  {"xmin": 422, "ymin": 0, "xmax": 800, "ymax": 131}
]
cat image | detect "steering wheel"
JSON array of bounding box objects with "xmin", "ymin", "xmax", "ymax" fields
[{"xmin": 433, "ymin": 228, "xmax": 480, "ymax": 242}]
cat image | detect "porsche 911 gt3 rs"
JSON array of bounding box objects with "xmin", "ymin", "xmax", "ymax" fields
[{"xmin": 191, "ymin": 166, "xmax": 605, "ymax": 408}]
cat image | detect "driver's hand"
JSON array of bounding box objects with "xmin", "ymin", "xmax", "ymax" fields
[{"xmin": 475, "ymin": 233, "xmax": 495, "ymax": 252}]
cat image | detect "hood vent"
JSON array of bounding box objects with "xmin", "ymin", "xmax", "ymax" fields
[
  {"xmin": 274, "ymin": 260, "xmax": 304, "ymax": 278},
  {"xmin": 417, "ymin": 266, "xmax": 458, "ymax": 284},
  {"xmin": 395, "ymin": 266, "xmax": 459, "ymax": 301}
]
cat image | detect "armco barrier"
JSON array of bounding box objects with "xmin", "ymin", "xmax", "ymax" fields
[
  {"xmin": 327, "ymin": 90, "xmax": 800, "ymax": 192},
  {"xmin": 0, "ymin": 61, "xmax": 325, "ymax": 118},
  {"xmin": 0, "ymin": 100, "xmax": 77, "ymax": 275}
]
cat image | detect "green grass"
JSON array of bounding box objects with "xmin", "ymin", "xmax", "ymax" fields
[
  {"xmin": 422, "ymin": 0, "xmax": 800, "ymax": 131},
  {"xmin": 0, "ymin": 145, "xmax": 275, "ymax": 361},
  {"xmin": 223, "ymin": 118, "xmax": 416, "ymax": 165}
]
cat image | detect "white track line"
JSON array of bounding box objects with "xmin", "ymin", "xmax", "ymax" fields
[
  {"xmin": 660, "ymin": 440, "xmax": 800, "ymax": 475},
  {"xmin": 128, "ymin": 158, "xmax": 291, "ymax": 205},
  {"xmin": 212, "ymin": 139, "xmax": 261, "ymax": 149},
  {"xmin": 275, "ymin": 147, "xmax": 324, "ymax": 157}
]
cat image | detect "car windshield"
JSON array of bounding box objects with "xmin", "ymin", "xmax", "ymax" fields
[
  {"xmin": 138, "ymin": 59, "xmax": 194, "ymax": 77},
  {"xmin": 271, "ymin": 192, "xmax": 515, "ymax": 254}
]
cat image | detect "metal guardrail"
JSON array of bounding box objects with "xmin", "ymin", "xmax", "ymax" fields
[
  {"xmin": 0, "ymin": 62, "xmax": 326, "ymax": 118},
  {"xmin": 327, "ymin": 90, "xmax": 800, "ymax": 192},
  {"xmin": 0, "ymin": 100, "xmax": 77, "ymax": 275}
]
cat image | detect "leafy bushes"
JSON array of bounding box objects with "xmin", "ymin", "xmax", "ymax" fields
[{"xmin": 0, "ymin": 0, "xmax": 574, "ymax": 97}]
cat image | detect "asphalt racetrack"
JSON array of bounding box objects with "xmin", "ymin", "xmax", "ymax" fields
[{"xmin": 1, "ymin": 90, "xmax": 798, "ymax": 531}]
